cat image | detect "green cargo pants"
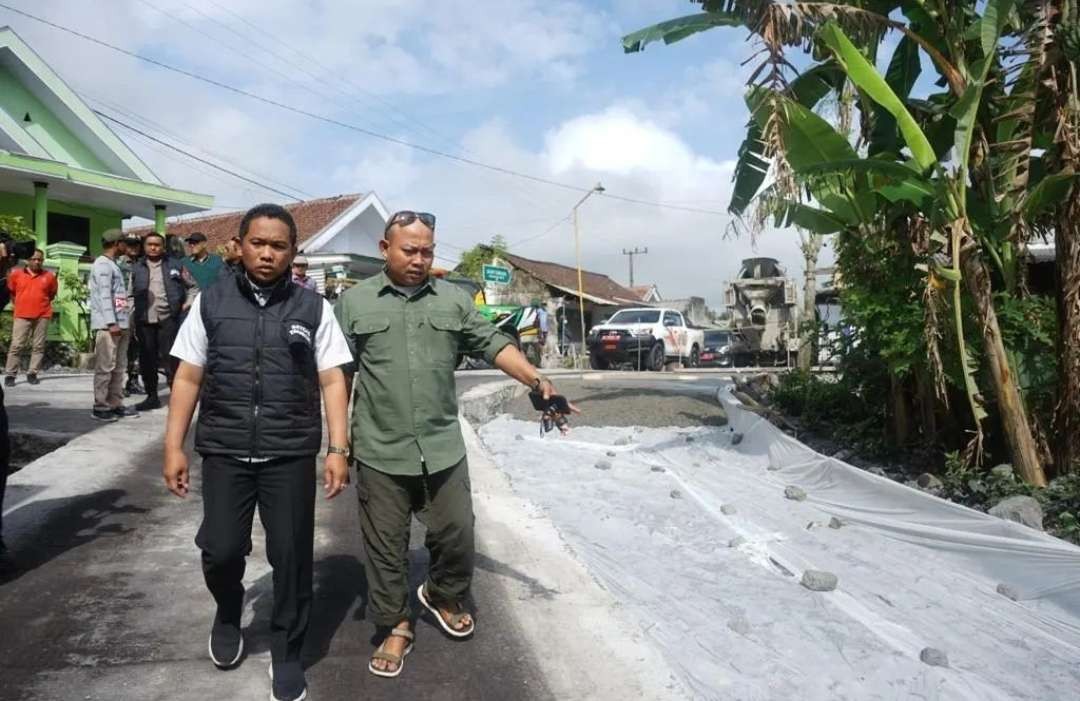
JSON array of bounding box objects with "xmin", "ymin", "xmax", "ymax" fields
[{"xmin": 355, "ymin": 457, "xmax": 475, "ymax": 627}]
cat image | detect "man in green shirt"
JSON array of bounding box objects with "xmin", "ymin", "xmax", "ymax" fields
[
  {"xmin": 335, "ymin": 210, "xmax": 571, "ymax": 678},
  {"xmin": 181, "ymin": 232, "xmax": 224, "ymax": 290}
]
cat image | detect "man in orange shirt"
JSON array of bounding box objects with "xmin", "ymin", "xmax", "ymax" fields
[{"xmin": 5, "ymin": 249, "xmax": 58, "ymax": 387}]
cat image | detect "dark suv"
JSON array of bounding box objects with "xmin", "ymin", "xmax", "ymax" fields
[{"xmin": 699, "ymin": 329, "xmax": 750, "ymax": 367}]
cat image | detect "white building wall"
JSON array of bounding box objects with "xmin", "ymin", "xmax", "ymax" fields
[{"xmin": 310, "ymin": 206, "xmax": 384, "ymax": 257}]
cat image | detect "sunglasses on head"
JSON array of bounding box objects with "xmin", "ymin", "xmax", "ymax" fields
[{"xmin": 385, "ymin": 210, "xmax": 436, "ymax": 235}]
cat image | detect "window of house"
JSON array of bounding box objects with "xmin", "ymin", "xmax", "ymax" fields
[{"xmin": 40, "ymin": 212, "xmax": 91, "ymax": 249}]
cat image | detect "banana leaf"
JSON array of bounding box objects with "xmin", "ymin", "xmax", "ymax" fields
[
  {"xmin": 800, "ymin": 158, "xmax": 937, "ymax": 205},
  {"xmin": 622, "ymin": 12, "xmax": 742, "ymax": 53},
  {"xmin": 1025, "ymin": 172, "xmax": 1080, "ymax": 219},
  {"xmin": 870, "ymin": 35, "xmax": 921, "ymax": 155},
  {"xmin": 819, "ymin": 22, "xmax": 937, "ymax": 173},
  {"xmin": 769, "ymin": 199, "xmax": 848, "ymax": 234}
]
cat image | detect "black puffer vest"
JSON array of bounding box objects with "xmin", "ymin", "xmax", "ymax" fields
[
  {"xmin": 194, "ymin": 272, "xmax": 324, "ymax": 457},
  {"xmin": 132, "ymin": 256, "xmax": 187, "ymax": 324}
]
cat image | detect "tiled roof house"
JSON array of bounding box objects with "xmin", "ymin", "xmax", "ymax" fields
[{"xmin": 126, "ymin": 192, "xmax": 392, "ymax": 290}]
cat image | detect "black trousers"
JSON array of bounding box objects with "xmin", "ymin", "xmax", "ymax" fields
[
  {"xmin": 0, "ymin": 385, "xmax": 9, "ymax": 544},
  {"xmin": 136, "ymin": 318, "xmax": 178, "ymax": 395},
  {"xmin": 126, "ymin": 325, "xmax": 139, "ymax": 380},
  {"xmin": 195, "ymin": 454, "xmax": 316, "ymax": 663}
]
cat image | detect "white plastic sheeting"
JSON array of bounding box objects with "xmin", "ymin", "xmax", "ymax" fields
[{"xmin": 477, "ymin": 383, "xmax": 1080, "ymax": 701}]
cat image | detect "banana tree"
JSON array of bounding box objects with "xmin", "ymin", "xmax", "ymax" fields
[
  {"xmin": 624, "ymin": 0, "xmax": 1053, "ymax": 483},
  {"xmin": 1041, "ymin": 0, "xmax": 1080, "ymax": 474},
  {"xmin": 794, "ymin": 13, "xmax": 1047, "ymax": 484}
]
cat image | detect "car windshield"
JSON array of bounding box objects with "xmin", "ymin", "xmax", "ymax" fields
[
  {"xmin": 704, "ymin": 331, "xmax": 731, "ymax": 345},
  {"xmin": 607, "ymin": 309, "xmax": 660, "ymax": 324}
]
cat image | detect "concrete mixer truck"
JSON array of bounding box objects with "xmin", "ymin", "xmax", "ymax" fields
[{"xmin": 722, "ymin": 257, "xmax": 799, "ymax": 366}]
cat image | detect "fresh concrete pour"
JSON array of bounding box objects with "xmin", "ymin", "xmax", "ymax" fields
[{"xmin": 475, "ymin": 377, "xmax": 1080, "ymax": 701}]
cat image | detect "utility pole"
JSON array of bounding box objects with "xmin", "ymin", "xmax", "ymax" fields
[
  {"xmin": 621, "ymin": 247, "xmax": 648, "ymax": 287},
  {"xmin": 572, "ymin": 183, "xmax": 605, "ymax": 368}
]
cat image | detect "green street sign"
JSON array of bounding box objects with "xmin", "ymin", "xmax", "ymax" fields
[{"xmin": 482, "ymin": 264, "xmax": 511, "ymax": 285}]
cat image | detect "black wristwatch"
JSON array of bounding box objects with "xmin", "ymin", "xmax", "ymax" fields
[
  {"xmin": 327, "ymin": 445, "xmax": 349, "ymax": 457},
  {"xmin": 531, "ymin": 375, "xmax": 550, "ymax": 391}
]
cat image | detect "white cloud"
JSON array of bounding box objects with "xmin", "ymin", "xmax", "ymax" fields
[
  {"xmin": 331, "ymin": 106, "xmax": 809, "ymax": 308},
  {"xmin": 0, "ymin": 1, "xmax": 812, "ymax": 307},
  {"xmin": 544, "ymin": 106, "xmax": 729, "ymax": 183}
]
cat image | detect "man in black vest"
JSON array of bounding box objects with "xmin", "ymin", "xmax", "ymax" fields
[
  {"xmin": 162, "ymin": 204, "xmax": 352, "ymax": 701},
  {"xmin": 131, "ymin": 232, "xmax": 198, "ymax": 410}
]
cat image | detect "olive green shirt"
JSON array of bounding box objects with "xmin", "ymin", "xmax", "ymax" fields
[{"xmin": 335, "ymin": 270, "xmax": 514, "ymax": 475}]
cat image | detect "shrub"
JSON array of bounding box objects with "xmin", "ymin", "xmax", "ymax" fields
[{"xmin": 772, "ymin": 370, "xmax": 875, "ymax": 428}]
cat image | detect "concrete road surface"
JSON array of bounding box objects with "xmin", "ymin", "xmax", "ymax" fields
[{"xmin": 1, "ymin": 375, "xmax": 548, "ymax": 701}]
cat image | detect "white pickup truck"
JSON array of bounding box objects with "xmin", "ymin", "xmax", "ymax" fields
[{"xmin": 586, "ymin": 307, "xmax": 705, "ymax": 371}]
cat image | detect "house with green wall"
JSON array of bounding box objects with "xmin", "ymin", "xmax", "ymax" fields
[{"xmin": 0, "ymin": 26, "xmax": 212, "ymax": 344}]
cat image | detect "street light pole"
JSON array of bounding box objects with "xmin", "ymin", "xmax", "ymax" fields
[{"xmin": 572, "ymin": 182, "xmax": 604, "ymax": 368}]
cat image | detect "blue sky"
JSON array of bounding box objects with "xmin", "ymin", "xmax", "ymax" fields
[{"xmin": 1, "ymin": 0, "xmax": 813, "ymax": 306}]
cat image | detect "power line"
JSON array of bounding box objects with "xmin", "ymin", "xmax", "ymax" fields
[
  {"xmin": 95, "ymin": 110, "xmax": 308, "ymax": 201},
  {"xmin": 0, "ymin": 2, "xmax": 731, "ymax": 218},
  {"xmin": 83, "ymin": 91, "xmax": 317, "ymax": 199},
  {"xmin": 151, "ymin": 1, "xmax": 553, "ymax": 218},
  {"xmin": 120, "ymin": 127, "xmax": 267, "ymax": 199},
  {"xmin": 194, "ymin": 0, "xmax": 560, "ymax": 216},
  {"xmin": 509, "ymin": 214, "xmax": 572, "ymax": 248},
  {"xmin": 198, "ymin": 0, "xmax": 462, "ymax": 150},
  {"xmin": 133, "ymin": 0, "xmax": 381, "ymax": 130}
]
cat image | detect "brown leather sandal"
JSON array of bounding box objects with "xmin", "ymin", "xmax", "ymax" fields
[
  {"xmin": 368, "ymin": 627, "xmax": 415, "ymax": 678},
  {"xmin": 417, "ymin": 583, "xmax": 475, "ymax": 638}
]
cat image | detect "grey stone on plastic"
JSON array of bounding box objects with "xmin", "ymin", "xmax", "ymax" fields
[
  {"xmin": 919, "ymin": 647, "xmax": 949, "ymax": 668},
  {"xmin": 989, "ymin": 495, "xmax": 1044, "ymax": 530},
  {"xmin": 685, "ymin": 435, "xmax": 696, "ymax": 444},
  {"xmin": 800, "ymin": 570, "xmax": 838, "ymax": 592},
  {"xmin": 650, "ymin": 465, "xmax": 665, "ymax": 473},
  {"xmin": 996, "ymin": 582, "xmax": 1021, "ymax": 601},
  {"xmin": 514, "ymin": 434, "xmax": 524, "ymax": 441},
  {"xmin": 728, "ymin": 536, "xmax": 746, "ymax": 548},
  {"xmin": 766, "ymin": 465, "xmax": 781, "ymax": 472},
  {"xmin": 670, "ymin": 489, "xmax": 682, "ymax": 500},
  {"xmin": 916, "ymin": 473, "xmax": 944, "ymax": 494},
  {"xmin": 991, "ymin": 463, "xmax": 1014, "ymax": 480},
  {"xmin": 832, "ymin": 449, "xmax": 853, "ymax": 462},
  {"xmin": 614, "ymin": 436, "xmax": 632, "ymax": 446},
  {"xmin": 784, "ymin": 486, "xmax": 807, "ymax": 501},
  {"xmin": 727, "ymin": 615, "xmax": 751, "ymax": 635},
  {"xmin": 867, "ymin": 466, "xmax": 888, "ymax": 478},
  {"xmin": 828, "ymin": 517, "xmax": 843, "ymax": 529},
  {"xmin": 720, "ymin": 504, "xmax": 737, "ymax": 515},
  {"xmin": 731, "ymin": 432, "xmax": 744, "ymax": 445},
  {"xmin": 594, "ymin": 459, "xmax": 612, "ymax": 471},
  {"xmin": 606, "ymin": 450, "xmax": 617, "ymax": 457}
]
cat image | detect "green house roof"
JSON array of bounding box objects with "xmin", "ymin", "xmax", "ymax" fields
[{"xmin": 0, "ymin": 26, "xmax": 212, "ymax": 217}]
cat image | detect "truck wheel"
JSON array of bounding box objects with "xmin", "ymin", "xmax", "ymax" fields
[
  {"xmin": 689, "ymin": 345, "xmax": 700, "ymax": 368},
  {"xmin": 648, "ymin": 342, "xmax": 665, "ymax": 372},
  {"xmin": 589, "ymin": 354, "xmax": 609, "ymax": 370}
]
